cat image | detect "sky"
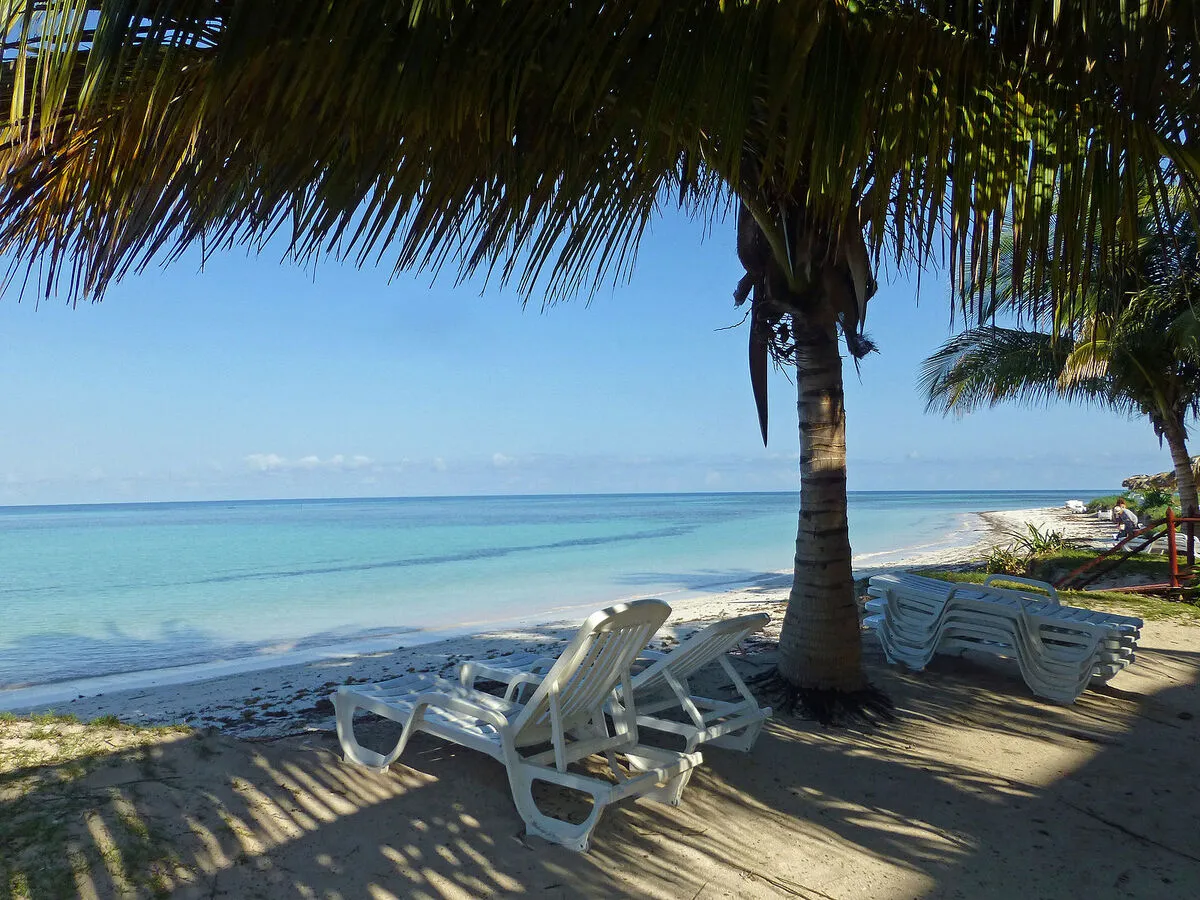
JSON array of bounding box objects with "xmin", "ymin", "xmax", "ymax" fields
[{"xmin": 0, "ymin": 208, "xmax": 1176, "ymax": 506}]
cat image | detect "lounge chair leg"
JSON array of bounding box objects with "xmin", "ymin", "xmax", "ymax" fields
[
  {"xmin": 333, "ymin": 694, "xmax": 412, "ymax": 774},
  {"xmin": 708, "ymin": 716, "xmax": 768, "ymax": 752},
  {"xmin": 641, "ymin": 767, "xmax": 694, "ymax": 807},
  {"xmin": 623, "ymin": 754, "xmax": 694, "ymax": 806},
  {"xmin": 508, "ymin": 771, "xmax": 605, "ymax": 852}
]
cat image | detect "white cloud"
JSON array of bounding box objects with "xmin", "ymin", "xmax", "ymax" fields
[
  {"xmin": 244, "ymin": 453, "xmax": 374, "ymax": 474},
  {"xmin": 705, "ymin": 471, "xmax": 722, "ymax": 486},
  {"xmin": 245, "ymin": 453, "xmax": 288, "ymax": 472},
  {"xmin": 432, "ymin": 457, "xmax": 447, "ymax": 472},
  {"xmin": 492, "ymin": 453, "xmax": 516, "ymax": 468}
]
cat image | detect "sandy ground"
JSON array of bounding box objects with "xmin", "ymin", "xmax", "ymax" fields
[
  {"xmin": 979, "ymin": 505, "xmax": 1117, "ymax": 550},
  {"xmin": 852, "ymin": 503, "xmax": 1115, "ymax": 574},
  {"xmin": 5, "ymin": 615, "xmax": 1199, "ymax": 899}
]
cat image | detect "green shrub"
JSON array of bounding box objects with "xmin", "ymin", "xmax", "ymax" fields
[
  {"xmin": 1086, "ymin": 490, "xmax": 1181, "ymax": 520},
  {"xmin": 1135, "ymin": 489, "xmax": 1181, "ymax": 521},
  {"xmin": 1007, "ymin": 524, "xmax": 1067, "ymax": 554},
  {"xmin": 1142, "ymin": 504, "xmax": 1173, "ymax": 522},
  {"xmin": 984, "ymin": 544, "xmax": 1029, "ymax": 575},
  {"xmin": 984, "ymin": 525, "xmax": 1071, "ymax": 576},
  {"xmin": 1085, "ymin": 494, "xmax": 1128, "ymax": 513}
]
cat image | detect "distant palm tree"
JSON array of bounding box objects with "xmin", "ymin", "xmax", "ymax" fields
[
  {"xmin": 1, "ymin": 2, "xmax": 1198, "ymax": 708},
  {"xmin": 922, "ymin": 189, "xmax": 1200, "ymax": 514}
]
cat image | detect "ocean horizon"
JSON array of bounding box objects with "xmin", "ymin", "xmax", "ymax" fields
[
  {"xmin": 0, "ymin": 486, "xmax": 1121, "ymax": 512},
  {"xmin": 0, "ymin": 489, "xmax": 1112, "ymax": 700}
]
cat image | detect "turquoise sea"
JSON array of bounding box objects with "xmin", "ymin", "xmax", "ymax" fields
[{"xmin": 0, "ymin": 490, "xmax": 1104, "ymax": 694}]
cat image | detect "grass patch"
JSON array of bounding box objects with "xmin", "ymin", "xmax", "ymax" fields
[
  {"xmin": 1024, "ymin": 548, "xmax": 1172, "ymax": 583},
  {"xmin": 975, "ymin": 541, "xmax": 1175, "ymax": 584},
  {"xmin": 920, "ymin": 569, "xmax": 1200, "ymax": 622},
  {"xmin": 29, "ymin": 712, "xmax": 79, "ymax": 725},
  {"xmin": 0, "ymin": 717, "xmax": 195, "ymax": 898}
]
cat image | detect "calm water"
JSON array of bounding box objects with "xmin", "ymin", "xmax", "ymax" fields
[{"xmin": 0, "ymin": 490, "xmax": 1104, "ymax": 691}]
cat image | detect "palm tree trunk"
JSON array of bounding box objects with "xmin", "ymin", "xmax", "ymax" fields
[
  {"xmin": 1162, "ymin": 416, "xmax": 1199, "ymax": 516},
  {"xmin": 776, "ymin": 313, "xmax": 866, "ymax": 692}
]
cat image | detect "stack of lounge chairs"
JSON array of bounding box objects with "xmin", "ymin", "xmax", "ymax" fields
[
  {"xmin": 865, "ymin": 572, "xmax": 1142, "ymax": 704},
  {"xmin": 332, "ymin": 601, "xmax": 771, "ymax": 851}
]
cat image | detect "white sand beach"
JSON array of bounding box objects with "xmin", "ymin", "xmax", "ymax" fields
[{"xmin": 4, "ymin": 505, "xmax": 1116, "ymax": 737}]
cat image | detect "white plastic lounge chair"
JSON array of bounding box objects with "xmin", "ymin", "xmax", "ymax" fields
[
  {"xmin": 868, "ymin": 574, "xmax": 1140, "ymax": 648},
  {"xmin": 461, "ymin": 612, "xmax": 772, "ymax": 753},
  {"xmin": 866, "ymin": 601, "xmax": 1128, "ymax": 702},
  {"xmin": 864, "ymin": 573, "xmax": 1142, "ymax": 703},
  {"xmin": 333, "ymin": 599, "xmax": 702, "ymax": 851},
  {"xmin": 868, "ymin": 573, "xmax": 1141, "ymax": 641}
]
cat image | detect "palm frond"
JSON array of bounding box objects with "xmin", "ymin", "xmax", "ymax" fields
[
  {"xmin": 925, "ymin": 160, "xmax": 1200, "ymax": 438},
  {"xmin": 1058, "ymin": 341, "xmax": 1112, "ymax": 387},
  {"xmin": 920, "ymin": 327, "xmax": 1079, "ymax": 415},
  {"xmin": 0, "ymin": 1, "xmax": 1197, "ymax": 315},
  {"xmin": 1168, "ymin": 305, "xmax": 1200, "ymax": 351}
]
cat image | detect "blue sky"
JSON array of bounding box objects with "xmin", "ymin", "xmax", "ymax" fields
[{"xmin": 0, "ymin": 208, "xmax": 1173, "ymax": 506}]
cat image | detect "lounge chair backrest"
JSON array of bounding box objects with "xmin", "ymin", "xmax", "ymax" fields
[
  {"xmin": 633, "ymin": 613, "xmax": 769, "ymax": 698},
  {"xmin": 509, "ymin": 599, "xmax": 671, "ymax": 746}
]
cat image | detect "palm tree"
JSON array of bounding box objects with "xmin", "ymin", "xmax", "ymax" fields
[
  {"xmin": 923, "ymin": 188, "xmax": 1200, "ymax": 516},
  {"xmin": 1, "ymin": 2, "xmax": 1197, "ymax": 708},
  {"xmin": 922, "ymin": 309, "xmax": 1200, "ymax": 515}
]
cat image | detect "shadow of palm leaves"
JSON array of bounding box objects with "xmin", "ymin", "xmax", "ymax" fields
[{"xmin": 3, "ymin": 631, "xmax": 1200, "ymax": 898}]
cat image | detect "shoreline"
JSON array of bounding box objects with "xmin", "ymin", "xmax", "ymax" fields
[{"xmin": 0, "ymin": 505, "xmax": 1112, "ymax": 734}]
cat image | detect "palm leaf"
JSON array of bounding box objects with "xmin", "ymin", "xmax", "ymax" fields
[
  {"xmin": 1058, "ymin": 340, "xmax": 1113, "ymax": 387},
  {"xmin": 0, "ymin": 0, "xmax": 1196, "ymax": 321},
  {"xmin": 921, "ymin": 326, "xmax": 1080, "ymax": 414}
]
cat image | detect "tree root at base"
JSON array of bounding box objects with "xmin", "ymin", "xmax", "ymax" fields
[{"xmin": 748, "ymin": 670, "xmax": 894, "ymax": 726}]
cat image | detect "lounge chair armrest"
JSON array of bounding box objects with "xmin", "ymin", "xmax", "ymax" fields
[
  {"xmin": 459, "ymin": 662, "xmax": 547, "ymax": 700},
  {"xmin": 459, "ymin": 660, "xmax": 507, "ymax": 686},
  {"xmin": 460, "ymin": 660, "xmax": 552, "ymax": 685},
  {"xmin": 412, "ymin": 691, "xmax": 511, "ymax": 731},
  {"xmin": 500, "ymin": 671, "xmax": 546, "ymax": 701},
  {"xmin": 477, "ymin": 657, "xmax": 557, "ymax": 676},
  {"xmin": 983, "ymin": 574, "xmax": 1061, "ymax": 607}
]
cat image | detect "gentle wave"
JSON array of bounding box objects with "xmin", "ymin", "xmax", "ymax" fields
[{"xmin": 182, "ymin": 524, "xmax": 696, "ymax": 587}]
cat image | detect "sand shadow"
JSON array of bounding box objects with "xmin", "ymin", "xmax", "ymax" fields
[{"xmin": 4, "ymin": 626, "xmax": 1200, "ymax": 898}]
